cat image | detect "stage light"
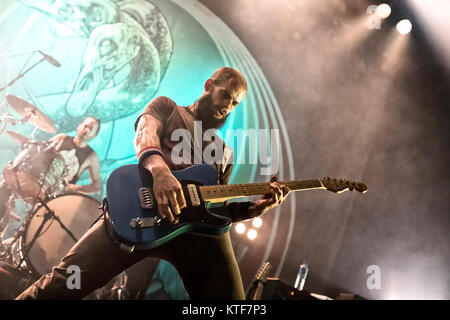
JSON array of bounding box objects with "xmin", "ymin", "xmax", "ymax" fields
[
  {"xmin": 236, "ymin": 223, "xmax": 246, "ymax": 234},
  {"xmin": 252, "ymin": 217, "xmax": 262, "ymax": 228},
  {"xmin": 396, "ymin": 19, "xmax": 412, "ymax": 35},
  {"xmin": 247, "ymin": 229, "xmax": 257, "ymax": 240},
  {"xmin": 377, "ymin": 4, "xmax": 391, "ymax": 19}
]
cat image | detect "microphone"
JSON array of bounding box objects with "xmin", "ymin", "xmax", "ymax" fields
[{"xmin": 38, "ymin": 50, "xmax": 61, "ymax": 68}]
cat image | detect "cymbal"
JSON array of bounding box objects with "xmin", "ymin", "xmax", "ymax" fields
[
  {"xmin": 6, "ymin": 130, "xmax": 29, "ymax": 146},
  {"xmin": 5, "ymin": 95, "xmax": 56, "ymax": 133}
]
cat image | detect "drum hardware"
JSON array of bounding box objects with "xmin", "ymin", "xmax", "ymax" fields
[
  {"xmin": 0, "ymin": 96, "xmax": 129, "ymax": 297},
  {"xmin": 2, "ymin": 140, "xmax": 69, "ymax": 205},
  {"xmin": 0, "ymin": 92, "xmax": 70, "ymax": 278},
  {"xmin": 3, "ymin": 95, "xmax": 57, "ymax": 133},
  {"xmin": 1, "ymin": 194, "xmax": 100, "ymax": 276},
  {"xmin": 20, "ymin": 194, "xmax": 101, "ymax": 276},
  {"xmin": 0, "ymin": 50, "xmax": 59, "ymax": 137},
  {"xmin": 24, "ymin": 200, "xmax": 79, "ymax": 252},
  {"xmin": 0, "ymin": 142, "xmax": 69, "ymax": 271},
  {"xmin": 0, "ymin": 53, "xmax": 120, "ymax": 296},
  {"xmin": 0, "ymin": 99, "xmax": 64, "ymax": 207},
  {"xmin": 0, "ymin": 196, "xmax": 21, "ymax": 239},
  {"xmin": 0, "ymin": 113, "xmax": 25, "ymax": 137},
  {"xmin": 0, "ymin": 194, "xmax": 35, "ymax": 268},
  {"xmin": 6, "ymin": 130, "xmax": 30, "ymax": 148},
  {"xmin": 0, "ymin": 194, "xmax": 148, "ymax": 299},
  {"xmin": 0, "ymin": 211, "xmax": 27, "ymax": 270},
  {"xmin": 0, "ymin": 96, "xmax": 57, "ymax": 150},
  {"xmin": 0, "ymin": 178, "xmax": 71, "ymax": 270}
]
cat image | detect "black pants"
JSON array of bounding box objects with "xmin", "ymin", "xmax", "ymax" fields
[{"xmin": 15, "ymin": 215, "xmax": 245, "ymax": 300}]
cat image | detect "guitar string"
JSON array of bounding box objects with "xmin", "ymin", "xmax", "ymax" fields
[{"xmin": 149, "ymin": 180, "xmax": 325, "ymax": 200}]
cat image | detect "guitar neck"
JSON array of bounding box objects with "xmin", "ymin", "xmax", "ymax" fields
[{"xmin": 199, "ymin": 179, "xmax": 324, "ymax": 202}]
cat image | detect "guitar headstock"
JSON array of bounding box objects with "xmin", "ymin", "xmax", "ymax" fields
[
  {"xmin": 320, "ymin": 176, "xmax": 368, "ymax": 194},
  {"xmin": 255, "ymin": 262, "xmax": 272, "ymax": 283}
]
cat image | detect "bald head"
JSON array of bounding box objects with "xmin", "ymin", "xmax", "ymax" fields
[
  {"xmin": 193, "ymin": 67, "xmax": 248, "ymax": 130},
  {"xmin": 210, "ymin": 67, "xmax": 248, "ymax": 93}
]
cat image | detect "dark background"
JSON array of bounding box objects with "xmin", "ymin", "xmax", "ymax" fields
[{"xmin": 200, "ymin": 0, "xmax": 450, "ymax": 299}]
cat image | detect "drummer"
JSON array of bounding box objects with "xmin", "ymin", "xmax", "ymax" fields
[
  {"xmin": 49, "ymin": 116, "xmax": 102, "ymax": 195},
  {"xmin": 0, "ymin": 116, "xmax": 102, "ymax": 221}
]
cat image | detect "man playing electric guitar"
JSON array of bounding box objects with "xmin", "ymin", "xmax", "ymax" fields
[{"xmin": 16, "ymin": 67, "xmax": 291, "ymax": 299}]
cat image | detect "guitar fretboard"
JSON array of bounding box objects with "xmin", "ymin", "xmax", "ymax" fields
[{"xmin": 199, "ymin": 179, "xmax": 324, "ymax": 202}]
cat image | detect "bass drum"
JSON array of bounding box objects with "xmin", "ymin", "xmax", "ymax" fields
[{"xmin": 20, "ymin": 194, "xmax": 101, "ymax": 276}]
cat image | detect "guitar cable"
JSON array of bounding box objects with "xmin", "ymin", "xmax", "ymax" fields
[{"xmin": 99, "ymin": 198, "xmax": 136, "ymax": 253}]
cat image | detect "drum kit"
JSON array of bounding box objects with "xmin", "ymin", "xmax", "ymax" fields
[
  {"xmin": 0, "ymin": 49, "xmax": 140, "ymax": 299},
  {"xmin": 0, "ymin": 95, "xmax": 102, "ymax": 299}
]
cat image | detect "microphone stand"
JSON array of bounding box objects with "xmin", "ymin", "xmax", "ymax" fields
[
  {"xmin": 0, "ymin": 56, "xmax": 46, "ymax": 93},
  {"xmin": 0, "ymin": 50, "xmax": 42, "ymax": 135}
]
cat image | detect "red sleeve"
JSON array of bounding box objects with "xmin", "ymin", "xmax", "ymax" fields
[{"xmin": 134, "ymin": 96, "xmax": 177, "ymax": 130}]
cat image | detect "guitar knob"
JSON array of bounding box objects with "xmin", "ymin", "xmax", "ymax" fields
[{"xmin": 153, "ymin": 216, "xmax": 162, "ymax": 225}]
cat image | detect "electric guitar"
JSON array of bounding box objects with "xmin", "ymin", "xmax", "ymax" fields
[
  {"xmin": 247, "ymin": 262, "xmax": 272, "ymax": 300},
  {"xmin": 106, "ymin": 164, "xmax": 368, "ymax": 251}
]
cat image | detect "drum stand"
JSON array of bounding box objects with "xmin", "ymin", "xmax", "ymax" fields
[
  {"xmin": 0, "ymin": 196, "xmax": 20, "ymax": 251},
  {"xmin": 0, "ymin": 151, "xmax": 76, "ymax": 274},
  {"xmin": 0, "ymin": 112, "xmax": 32, "ymax": 137},
  {"xmin": 20, "ymin": 198, "xmax": 79, "ymax": 264},
  {"xmin": 0, "ymin": 94, "xmax": 35, "ymax": 138},
  {"xmin": 0, "ymin": 195, "xmax": 25, "ymax": 268},
  {"xmin": 0, "ymin": 195, "xmax": 79, "ymax": 274}
]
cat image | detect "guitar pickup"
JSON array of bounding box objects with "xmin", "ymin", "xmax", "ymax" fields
[{"xmin": 139, "ymin": 187, "xmax": 155, "ymax": 209}]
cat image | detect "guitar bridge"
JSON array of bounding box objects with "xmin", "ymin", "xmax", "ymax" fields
[
  {"xmin": 139, "ymin": 187, "xmax": 154, "ymax": 209},
  {"xmin": 187, "ymin": 184, "xmax": 201, "ymax": 206}
]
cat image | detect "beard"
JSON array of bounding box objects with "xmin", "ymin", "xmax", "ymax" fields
[{"xmin": 194, "ymin": 96, "xmax": 229, "ymax": 130}]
